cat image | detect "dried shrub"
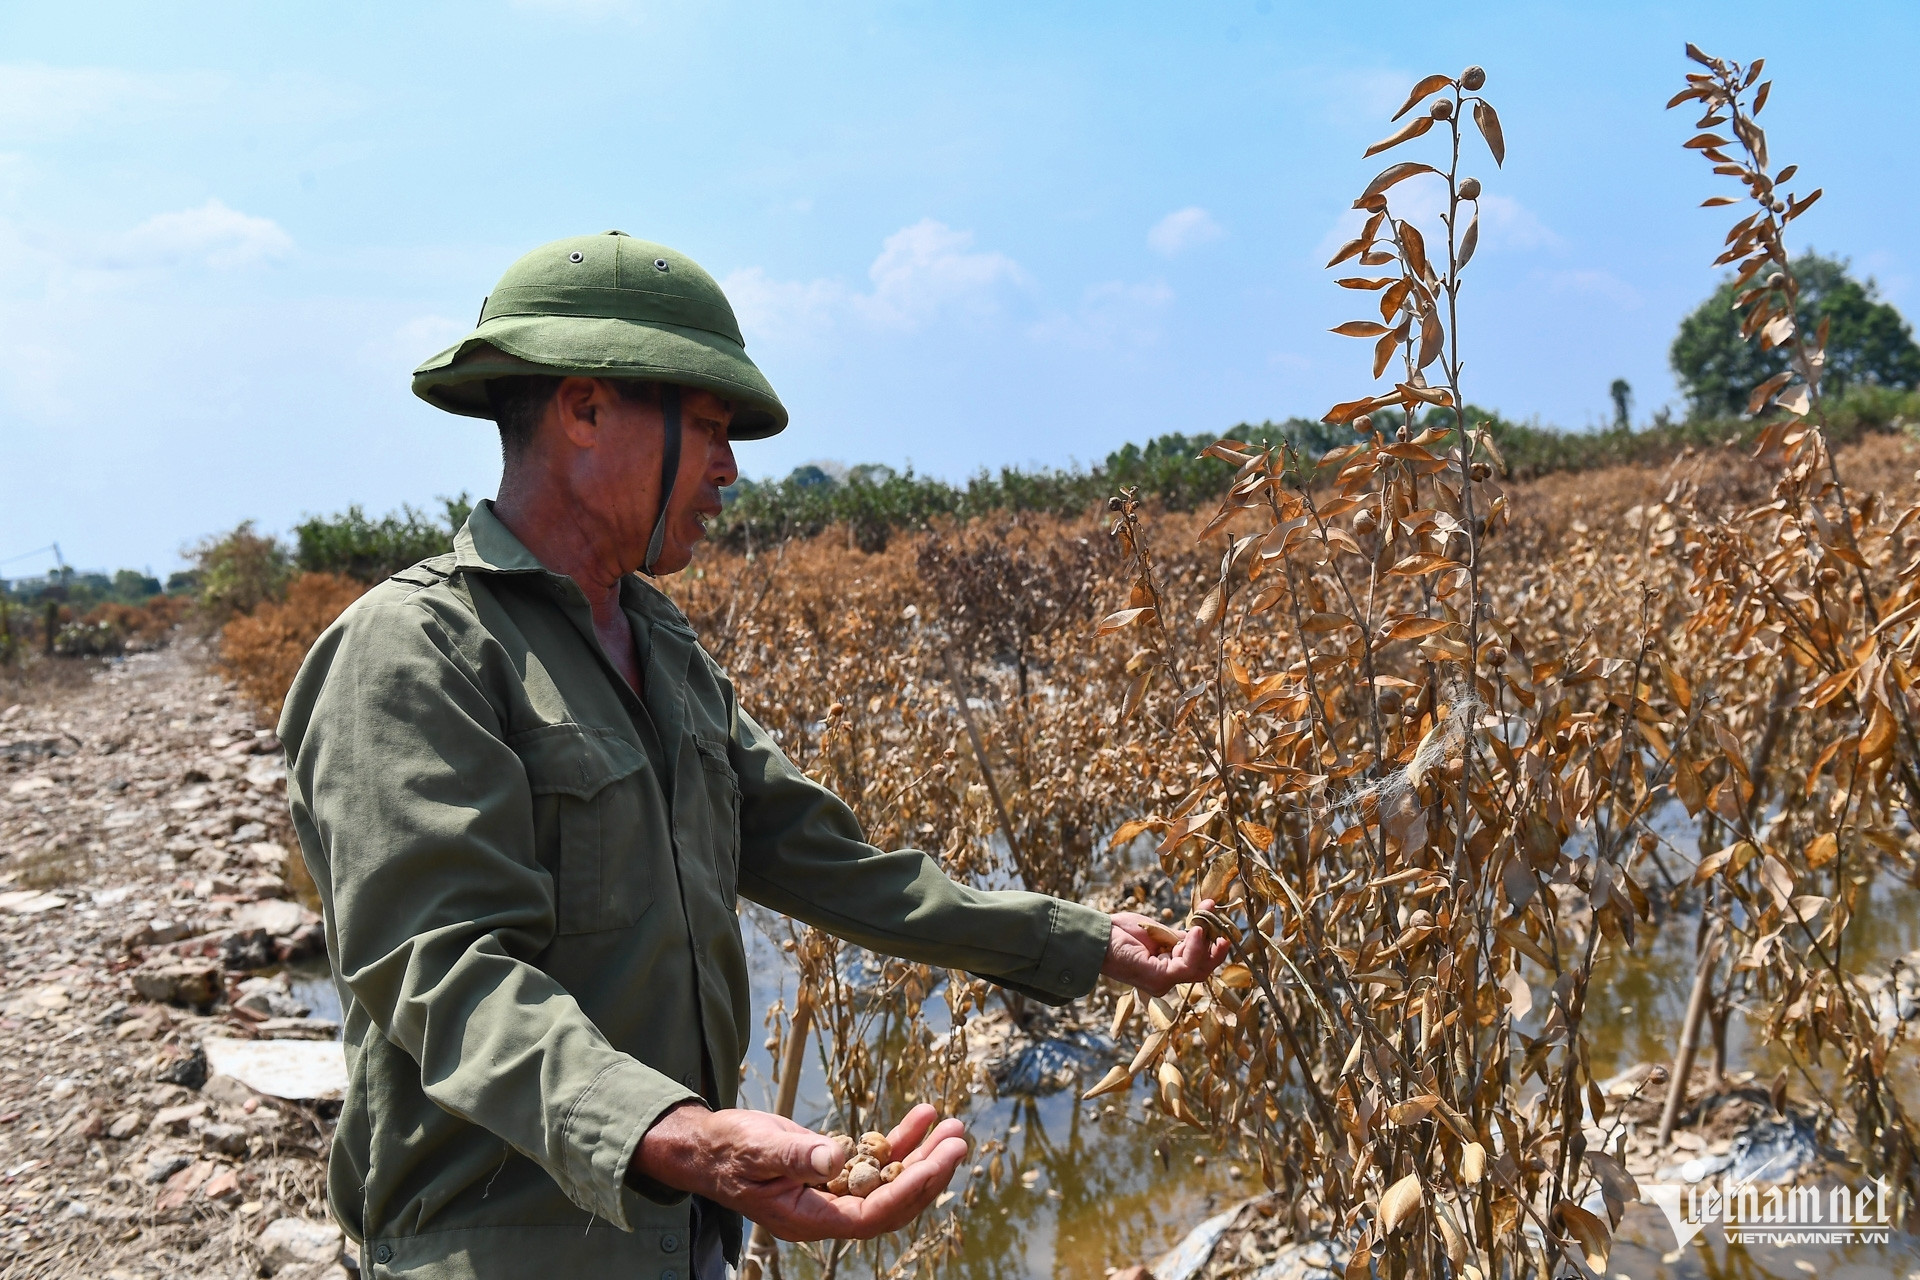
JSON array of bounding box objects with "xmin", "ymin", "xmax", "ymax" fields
[
  {"xmin": 220, "ymin": 572, "xmax": 367, "ymax": 720},
  {"xmin": 1061, "ymin": 51, "xmax": 1920, "ymax": 1280}
]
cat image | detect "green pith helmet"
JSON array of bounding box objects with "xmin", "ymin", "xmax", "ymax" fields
[{"xmin": 410, "ymin": 230, "xmax": 787, "ymax": 440}]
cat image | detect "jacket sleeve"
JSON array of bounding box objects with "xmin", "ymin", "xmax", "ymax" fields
[
  {"xmin": 281, "ymin": 594, "xmax": 698, "ymax": 1229},
  {"xmin": 729, "ymin": 706, "xmax": 1111, "ymax": 1005}
]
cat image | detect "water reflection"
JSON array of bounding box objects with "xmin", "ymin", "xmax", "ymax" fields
[{"xmin": 739, "ymin": 843, "xmax": 1920, "ymax": 1280}]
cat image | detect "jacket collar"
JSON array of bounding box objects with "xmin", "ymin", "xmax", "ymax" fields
[
  {"xmin": 454, "ymin": 499, "xmax": 551, "ymax": 575},
  {"xmin": 454, "ymin": 499, "xmax": 695, "ymax": 634}
]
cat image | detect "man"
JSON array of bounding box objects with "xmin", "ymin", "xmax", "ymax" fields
[{"xmin": 280, "ymin": 231, "xmax": 1226, "ymax": 1279}]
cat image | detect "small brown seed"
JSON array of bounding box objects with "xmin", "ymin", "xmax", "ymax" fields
[
  {"xmin": 1459, "ymin": 177, "xmax": 1482, "ymax": 201},
  {"xmin": 1376, "ymin": 688, "xmax": 1403, "ymax": 715},
  {"xmin": 1470, "ymin": 462, "xmax": 1491, "ymax": 481},
  {"xmin": 826, "ymin": 1170, "xmax": 851, "ymax": 1195},
  {"xmin": 1408, "ymin": 909, "xmax": 1435, "ymax": 931},
  {"xmin": 881, "ymin": 1161, "xmax": 904, "ymax": 1184},
  {"xmin": 857, "ymin": 1131, "xmax": 892, "ymax": 1163},
  {"xmin": 1353, "ymin": 413, "xmax": 1374, "ymax": 434},
  {"xmin": 1460, "ymin": 66, "xmax": 1486, "ymax": 91},
  {"xmin": 1430, "ymin": 99, "xmax": 1454, "ymax": 120},
  {"xmin": 1485, "ymin": 645, "xmax": 1508, "ymax": 667},
  {"xmin": 1354, "ymin": 509, "xmax": 1378, "ymax": 536}
]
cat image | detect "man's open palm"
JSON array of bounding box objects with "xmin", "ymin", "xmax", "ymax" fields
[{"xmin": 638, "ymin": 1102, "xmax": 969, "ymax": 1241}]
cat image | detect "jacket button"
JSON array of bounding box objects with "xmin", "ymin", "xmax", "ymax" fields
[
  {"xmin": 663, "ymin": 1271, "xmax": 678, "ymax": 1280},
  {"xmin": 1059, "ymin": 970, "xmax": 1073, "ymax": 985},
  {"xmin": 375, "ymin": 1244, "xmax": 393, "ymax": 1263},
  {"xmin": 662, "ymin": 1234, "xmax": 678, "ymax": 1252}
]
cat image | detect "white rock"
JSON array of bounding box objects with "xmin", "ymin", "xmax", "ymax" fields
[
  {"xmin": 0, "ymin": 889, "xmax": 69, "ymax": 914},
  {"xmin": 258, "ymin": 1215, "xmax": 344, "ymax": 1273},
  {"xmin": 230, "ymin": 898, "xmax": 320, "ymax": 938},
  {"xmin": 204, "ymin": 1037, "xmax": 347, "ymax": 1101}
]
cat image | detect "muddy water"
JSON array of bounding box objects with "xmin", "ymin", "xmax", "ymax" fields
[
  {"xmin": 1574, "ymin": 871, "xmax": 1920, "ymax": 1278},
  {"xmin": 291, "ymin": 863, "xmax": 1920, "ymax": 1280},
  {"xmin": 731, "ymin": 858, "xmax": 1920, "ymax": 1280}
]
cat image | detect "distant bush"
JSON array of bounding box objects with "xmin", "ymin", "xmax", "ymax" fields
[
  {"xmin": 188, "ymin": 520, "xmax": 292, "ymax": 625},
  {"xmin": 221, "ymin": 573, "xmax": 368, "ymax": 719},
  {"xmin": 61, "ymin": 598, "xmax": 195, "ymax": 655},
  {"xmin": 710, "ymin": 392, "xmax": 1920, "ymax": 552},
  {"xmin": 293, "ymin": 494, "xmax": 472, "ymax": 583},
  {"xmin": 713, "ymin": 419, "xmax": 1347, "ymax": 552}
]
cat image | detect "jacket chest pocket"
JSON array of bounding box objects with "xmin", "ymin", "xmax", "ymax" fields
[
  {"xmin": 513, "ymin": 725, "xmax": 659, "ymax": 936},
  {"xmin": 693, "ymin": 738, "xmax": 741, "ymax": 905}
]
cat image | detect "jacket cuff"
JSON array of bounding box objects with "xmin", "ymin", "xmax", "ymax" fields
[
  {"xmin": 558, "ymin": 1057, "xmax": 702, "ymax": 1228},
  {"xmin": 991, "ymin": 900, "xmax": 1111, "ymax": 1007}
]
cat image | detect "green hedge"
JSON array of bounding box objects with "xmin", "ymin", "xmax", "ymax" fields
[{"xmin": 710, "ymin": 388, "xmax": 1920, "ymax": 551}]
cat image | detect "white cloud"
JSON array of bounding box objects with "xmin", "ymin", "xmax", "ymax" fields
[
  {"xmin": 721, "ymin": 266, "xmax": 849, "ymax": 342},
  {"xmin": 102, "ymin": 199, "xmax": 292, "ymax": 271},
  {"xmin": 724, "ymin": 218, "xmax": 1025, "ymax": 340},
  {"xmin": 1148, "ymin": 206, "xmax": 1224, "ymax": 257},
  {"xmin": 1540, "ymin": 269, "xmax": 1642, "ymax": 309},
  {"xmin": 1302, "ymin": 66, "xmax": 1422, "ymax": 127},
  {"xmin": 855, "ymin": 219, "xmax": 1026, "ymax": 330},
  {"xmin": 1029, "ymin": 279, "xmax": 1173, "ymax": 349},
  {"xmin": 1473, "ymin": 194, "xmax": 1559, "ymax": 252},
  {"xmin": 0, "ymin": 64, "xmax": 225, "ymax": 141}
]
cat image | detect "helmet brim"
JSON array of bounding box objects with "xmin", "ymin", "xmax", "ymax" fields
[{"xmin": 411, "ymin": 315, "xmax": 787, "ymax": 440}]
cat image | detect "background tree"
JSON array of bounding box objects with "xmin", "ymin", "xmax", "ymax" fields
[
  {"xmin": 1671, "ymin": 251, "xmax": 1920, "ymax": 417},
  {"xmin": 1610, "ymin": 377, "xmax": 1633, "ymax": 430}
]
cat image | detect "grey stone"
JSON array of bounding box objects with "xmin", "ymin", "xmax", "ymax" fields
[
  {"xmin": 130, "ymin": 960, "xmax": 221, "ymax": 1007},
  {"xmin": 258, "ymin": 1215, "xmax": 344, "ymax": 1274},
  {"xmin": 201, "ymin": 1121, "xmax": 249, "ymax": 1155},
  {"xmin": 144, "ymin": 1152, "xmax": 193, "ymax": 1184}
]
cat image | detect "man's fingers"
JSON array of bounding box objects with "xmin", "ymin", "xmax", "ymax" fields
[
  {"xmin": 883, "ymin": 1102, "xmax": 938, "ymax": 1161},
  {"xmin": 897, "ymin": 1117, "xmax": 966, "ymax": 1168},
  {"xmin": 772, "ymin": 1128, "xmax": 848, "ymax": 1182}
]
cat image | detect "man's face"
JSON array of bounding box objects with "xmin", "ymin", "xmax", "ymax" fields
[{"xmin": 557, "ymin": 379, "xmax": 738, "ymax": 577}]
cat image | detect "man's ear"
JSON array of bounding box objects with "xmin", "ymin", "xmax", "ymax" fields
[{"xmin": 551, "ymin": 377, "xmax": 603, "ymax": 449}]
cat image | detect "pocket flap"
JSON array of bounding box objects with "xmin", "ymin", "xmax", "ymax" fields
[{"xmin": 512, "ymin": 725, "xmax": 648, "ymax": 799}]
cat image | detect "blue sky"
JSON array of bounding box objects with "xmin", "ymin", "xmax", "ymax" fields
[{"xmin": 0, "ymin": 1, "xmax": 1914, "ymax": 574}]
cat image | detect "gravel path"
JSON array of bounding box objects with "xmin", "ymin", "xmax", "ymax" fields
[{"xmin": 0, "ymin": 642, "xmax": 346, "ymax": 1280}]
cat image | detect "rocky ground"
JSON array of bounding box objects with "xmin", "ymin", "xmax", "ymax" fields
[{"xmin": 0, "ymin": 642, "xmax": 351, "ymax": 1279}]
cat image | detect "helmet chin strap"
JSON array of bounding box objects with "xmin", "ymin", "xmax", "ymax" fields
[{"xmin": 642, "ymin": 384, "xmax": 683, "ymax": 577}]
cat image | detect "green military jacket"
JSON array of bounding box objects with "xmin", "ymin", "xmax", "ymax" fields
[{"xmin": 278, "ymin": 501, "xmax": 1111, "ymax": 1279}]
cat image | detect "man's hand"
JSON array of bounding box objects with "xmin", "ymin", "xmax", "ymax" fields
[
  {"xmin": 632, "ymin": 1101, "xmax": 968, "ymax": 1242},
  {"xmin": 1101, "ymin": 901, "xmax": 1230, "ymax": 996}
]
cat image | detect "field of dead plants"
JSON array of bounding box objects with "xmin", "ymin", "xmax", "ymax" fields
[
  {"xmin": 673, "ymin": 49, "xmax": 1920, "ymax": 1280},
  {"xmin": 185, "ymin": 419, "xmax": 1920, "ymax": 1280}
]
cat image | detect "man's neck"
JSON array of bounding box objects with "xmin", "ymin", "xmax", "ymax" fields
[{"xmin": 492, "ymin": 486, "xmax": 628, "ymax": 630}]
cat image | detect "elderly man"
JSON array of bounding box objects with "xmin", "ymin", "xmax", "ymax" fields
[{"xmin": 279, "ymin": 231, "xmax": 1225, "ymax": 1279}]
